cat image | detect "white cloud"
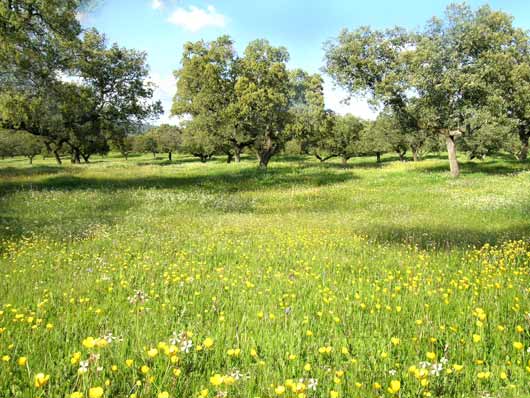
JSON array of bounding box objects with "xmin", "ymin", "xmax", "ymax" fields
[
  {"xmin": 167, "ymin": 5, "xmax": 226, "ymax": 32},
  {"xmin": 323, "ymin": 78, "xmax": 378, "ymax": 120},
  {"xmin": 149, "ymin": 72, "xmax": 182, "ymax": 125},
  {"xmin": 151, "ymin": 0, "xmax": 163, "ymax": 10}
]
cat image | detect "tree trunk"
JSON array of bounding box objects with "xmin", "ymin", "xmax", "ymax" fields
[
  {"xmin": 398, "ymin": 151, "xmax": 406, "ymax": 162},
  {"xmin": 412, "ymin": 149, "xmax": 419, "ymax": 162},
  {"xmin": 446, "ymin": 134, "xmax": 460, "ymax": 178},
  {"xmin": 257, "ymin": 136, "xmax": 275, "ymax": 169},
  {"xmin": 28, "ymin": 156, "xmax": 33, "ymax": 165},
  {"xmin": 168, "ymin": 151, "xmax": 172, "ymax": 162},
  {"xmin": 152, "ymin": 152, "xmax": 156, "ymax": 159},
  {"xmin": 376, "ymin": 152, "xmax": 381, "ymax": 163},
  {"xmin": 53, "ymin": 150, "xmax": 62, "ymax": 165},
  {"xmin": 81, "ymin": 153, "xmax": 90, "ymax": 163},
  {"xmin": 124, "ymin": 152, "xmax": 129, "ymax": 160},
  {"xmin": 519, "ymin": 131, "xmax": 529, "ymax": 161},
  {"xmin": 226, "ymin": 153, "xmax": 234, "ymax": 163},
  {"xmin": 341, "ymin": 156, "xmax": 349, "ymax": 165},
  {"xmin": 234, "ymin": 148, "xmax": 241, "ymax": 163},
  {"xmin": 71, "ymin": 148, "xmax": 81, "ymax": 164}
]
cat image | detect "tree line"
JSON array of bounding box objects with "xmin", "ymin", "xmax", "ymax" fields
[{"xmin": 1, "ymin": 2, "xmax": 530, "ymax": 176}]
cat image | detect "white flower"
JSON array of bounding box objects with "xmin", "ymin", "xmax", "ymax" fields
[
  {"xmin": 180, "ymin": 340, "xmax": 193, "ymax": 353},
  {"xmin": 389, "ymin": 369, "xmax": 397, "ymax": 376},
  {"xmin": 308, "ymin": 378, "xmax": 318, "ymax": 391}
]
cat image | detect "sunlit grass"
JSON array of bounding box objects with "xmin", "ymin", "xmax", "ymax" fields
[{"xmin": 0, "ymin": 153, "xmax": 529, "ymax": 398}]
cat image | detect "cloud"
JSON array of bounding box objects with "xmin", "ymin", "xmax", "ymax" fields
[
  {"xmin": 167, "ymin": 5, "xmax": 226, "ymax": 32},
  {"xmin": 151, "ymin": 0, "xmax": 163, "ymax": 10},
  {"xmin": 149, "ymin": 72, "xmax": 182, "ymax": 125},
  {"xmin": 323, "ymin": 78, "xmax": 378, "ymax": 120}
]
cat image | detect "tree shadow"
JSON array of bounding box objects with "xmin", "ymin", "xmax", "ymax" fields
[
  {"xmin": 359, "ymin": 223, "xmax": 530, "ymax": 250},
  {"xmin": 415, "ymin": 158, "xmax": 530, "ymax": 176},
  {"xmin": 0, "ymin": 165, "xmax": 71, "ymax": 178}
]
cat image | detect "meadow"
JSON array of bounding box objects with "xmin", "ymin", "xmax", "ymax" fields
[{"xmin": 0, "ymin": 153, "xmax": 530, "ymax": 398}]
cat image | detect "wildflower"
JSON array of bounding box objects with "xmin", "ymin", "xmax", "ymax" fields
[
  {"xmin": 125, "ymin": 359, "xmax": 134, "ymax": 367},
  {"xmin": 158, "ymin": 392, "xmax": 170, "ymax": 398},
  {"xmin": 274, "ymin": 385, "xmax": 286, "ymax": 395},
  {"xmin": 83, "ymin": 337, "xmax": 96, "ymax": 349},
  {"xmin": 147, "ymin": 348, "xmax": 158, "ymax": 358},
  {"xmin": 387, "ymin": 380, "xmax": 400, "ymax": 394},
  {"xmin": 513, "ymin": 341, "xmax": 524, "ymax": 351},
  {"xmin": 89, "ymin": 386, "xmax": 104, "ymax": 398},
  {"xmin": 34, "ymin": 373, "xmax": 50, "ymax": 388},
  {"xmin": 210, "ymin": 374, "xmax": 223, "ymax": 386},
  {"xmin": 71, "ymin": 392, "xmax": 83, "ymax": 398},
  {"xmin": 203, "ymin": 337, "xmax": 214, "ymax": 348},
  {"xmin": 17, "ymin": 357, "xmax": 27, "ymax": 366},
  {"xmin": 391, "ymin": 337, "xmax": 401, "ymax": 346},
  {"xmin": 472, "ymin": 334, "xmax": 481, "ymax": 343},
  {"xmin": 330, "ymin": 390, "xmax": 339, "ymax": 398}
]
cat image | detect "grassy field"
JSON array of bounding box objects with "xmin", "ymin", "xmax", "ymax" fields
[{"xmin": 1, "ymin": 153, "xmax": 530, "ymax": 398}]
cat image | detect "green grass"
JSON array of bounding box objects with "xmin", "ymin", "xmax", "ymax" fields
[{"xmin": 1, "ymin": 153, "xmax": 530, "ymax": 398}]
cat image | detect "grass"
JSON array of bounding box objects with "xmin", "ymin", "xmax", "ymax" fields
[{"xmin": 0, "ymin": 153, "xmax": 529, "ymax": 398}]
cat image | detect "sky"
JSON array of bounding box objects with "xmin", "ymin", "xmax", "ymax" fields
[{"xmin": 80, "ymin": 0, "xmax": 530, "ymax": 125}]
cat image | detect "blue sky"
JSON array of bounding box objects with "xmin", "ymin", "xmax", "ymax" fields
[{"xmin": 81, "ymin": 0, "xmax": 530, "ymax": 124}]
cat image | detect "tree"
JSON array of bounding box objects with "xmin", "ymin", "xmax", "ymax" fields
[
  {"xmin": 172, "ymin": 36, "xmax": 251, "ymax": 164},
  {"xmin": 324, "ymin": 4, "xmax": 522, "ymax": 177},
  {"xmin": 180, "ymin": 116, "xmax": 217, "ymax": 162},
  {"xmin": 288, "ymin": 70, "xmax": 336, "ymax": 162},
  {"xmin": 328, "ymin": 114, "xmax": 365, "ymax": 165},
  {"xmin": 231, "ymin": 39, "xmax": 292, "ymax": 168},
  {"xmin": 153, "ymin": 124, "xmax": 181, "ymax": 161}
]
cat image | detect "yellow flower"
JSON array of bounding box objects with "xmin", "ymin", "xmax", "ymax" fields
[
  {"xmin": 34, "ymin": 373, "xmax": 50, "ymax": 388},
  {"xmin": 304, "ymin": 363, "xmax": 311, "ymax": 371},
  {"xmin": 203, "ymin": 337, "xmax": 214, "ymax": 349},
  {"xmin": 71, "ymin": 392, "xmax": 83, "ymax": 398},
  {"xmin": 210, "ymin": 374, "xmax": 223, "ymax": 386},
  {"xmin": 330, "ymin": 390, "xmax": 339, "ymax": 398},
  {"xmin": 17, "ymin": 357, "xmax": 27, "ymax": 366},
  {"xmin": 89, "ymin": 387, "xmax": 104, "ymax": 398},
  {"xmin": 390, "ymin": 337, "xmax": 401, "ymax": 346},
  {"xmin": 71, "ymin": 352, "xmax": 81, "ymax": 365},
  {"xmin": 199, "ymin": 389, "xmax": 208, "ymax": 397},
  {"xmin": 125, "ymin": 359, "xmax": 134, "ymax": 367},
  {"xmin": 472, "ymin": 334, "xmax": 481, "ymax": 343},
  {"xmin": 223, "ymin": 376, "xmax": 235, "ymax": 385},
  {"xmin": 147, "ymin": 348, "xmax": 158, "ymax": 358},
  {"xmin": 82, "ymin": 337, "xmax": 96, "ymax": 349},
  {"xmin": 426, "ymin": 352, "xmax": 436, "ymax": 361},
  {"xmin": 387, "ymin": 380, "xmax": 400, "ymax": 394},
  {"xmin": 158, "ymin": 392, "xmax": 170, "ymax": 398},
  {"xmin": 275, "ymin": 385, "xmax": 286, "ymax": 395},
  {"xmin": 452, "ymin": 364, "xmax": 464, "ymax": 372},
  {"xmin": 500, "ymin": 371, "xmax": 508, "ymax": 380},
  {"xmin": 1, "ymin": 355, "xmax": 10, "ymax": 362},
  {"xmin": 477, "ymin": 372, "xmax": 491, "ymax": 380},
  {"xmin": 140, "ymin": 365, "xmax": 150, "ymax": 374},
  {"xmin": 173, "ymin": 368, "xmax": 181, "ymax": 377},
  {"xmin": 513, "ymin": 341, "xmax": 524, "ymax": 351}
]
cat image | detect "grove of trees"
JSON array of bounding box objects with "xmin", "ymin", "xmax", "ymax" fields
[{"xmin": 2, "ymin": 2, "xmax": 530, "ymax": 176}]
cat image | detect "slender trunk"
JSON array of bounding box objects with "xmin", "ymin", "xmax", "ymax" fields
[
  {"xmin": 446, "ymin": 134, "xmax": 460, "ymax": 178},
  {"xmin": 28, "ymin": 156, "xmax": 33, "ymax": 165},
  {"xmin": 234, "ymin": 148, "xmax": 241, "ymax": 163},
  {"xmin": 168, "ymin": 151, "xmax": 172, "ymax": 162},
  {"xmin": 519, "ymin": 131, "xmax": 529, "ymax": 161},
  {"xmin": 53, "ymin": 150, "xmax": 62, "ymax": 165},
  {"xmin": 341, "ymin": 156, "xmax": 349, "ymax": 165},
  {"xmin": 81, "ymin": 153, "xmax": 90, "ymax": 163},
  {"xmin": 412, "ymin": 149, "xmax": 419, "ymax": 162},
  {"xmin": 398, "ymin": 151, "xmax": 405, "ymax": 162},
  {"xmin": 152, "ymin": 152, "xmax": 156, "ymax": 159},
  {"xmin": 376, "ymin": 152, "xmax": 381, "ymax": 163},
  {"xmin": 226, "ymin": 153, "xmax": 234, "ymax": 163},
  {"xmin": 124, "ymin": 152, "xmax": 129, "ymax": 160}
]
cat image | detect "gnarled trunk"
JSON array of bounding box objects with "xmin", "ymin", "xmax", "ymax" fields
[
  {"xmin": 376, "ymin": 152, "xmax": 381, "ymax": 163},
  {"xmin": 257, "ymin": 135, "xmax": 276, "ymax": 169},
  {"xmin": 168, "ymin": 151, "xmax": 172, "ymax": 162},
  {"xmin": 226, "ymin": 153, "xmax": 234, "ymax": 163},
  {"xmin": 412, "ymin": 148, "xmax": 419, "ymax": 162},
  {"xmin": 341, "ymin": 156, "xmax": 350, "ymax": 165},
  {"xmin": 446, "ymin": 133, "xmax": 460, "ymax": 178},
  {"xmin": 53, "ymin": 150, "xmax": 62, "ymax": 165},
  {"xmin": 234, "ymin": 148, "xmax": 241, "ymax": 163}
]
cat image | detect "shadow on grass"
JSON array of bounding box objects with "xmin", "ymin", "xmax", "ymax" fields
[
  {"xmin": 0, "ymin": 164, "xmax": 358, "ymax": 196},
  {"xmin": 360, "ymin": 223, "xmax": 530, "ymax": 250}
]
